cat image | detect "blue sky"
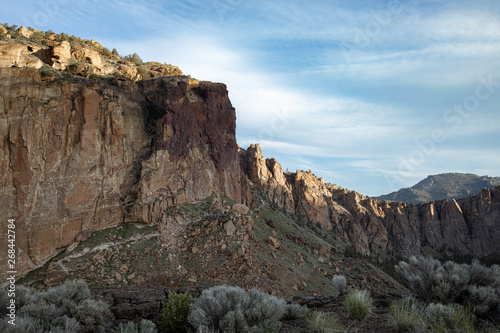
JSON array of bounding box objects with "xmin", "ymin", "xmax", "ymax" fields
[{"xmin": 4, "ymin": 0, "xmax": 500, "ymax": 195}]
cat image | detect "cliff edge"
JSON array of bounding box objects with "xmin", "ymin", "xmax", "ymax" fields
[
  {"xmin": 0, "ymin": 67, "xmax": 250, "ymax": 280},
  {"xmin": 241, "ymin": 144, "xmax": 500, "ymax": 258}
]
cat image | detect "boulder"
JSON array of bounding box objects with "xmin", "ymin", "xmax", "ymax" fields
[
  {"xmin": 118, "ymin": 64, "xmax": 141, "ymax": 81},
  {"xmin": 72, "ymin": 47, "xmax": 104, "ymax": 68},
  {"xmin": 224, "ymin": 221, "xmax": 236, "ymax": 236},
  {"xmin": 267, "ymin": 236, "xmax": 280, "ymax": 249},
  {"xmin": 232, "ymin": 203, "xmax": 249, "ymax": 215},
  {"xmin": 18, "ymin": 26, "xmax": 33, "ymax": 38},
  {"xmin": 50, "ymin": 41, "xmax": 71, "ymax": 70}
]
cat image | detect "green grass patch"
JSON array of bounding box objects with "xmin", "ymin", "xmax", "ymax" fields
[
  {"xmin": 306, "ymin": 311, "xmax": 343, "ymax": 333},
  {"xmin": 344, "ymin": 289, "xmax": 373, "ymax": 321}
]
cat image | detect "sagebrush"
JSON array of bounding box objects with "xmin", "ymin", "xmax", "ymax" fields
[
  {"xmin": 396, "ymin": 256, "xmax": 500, "ymax": 318},
  {"xmin": 332, "ymin": 275, "xmax": 347, "ymax": 295},
  {"xmin": 0, "ymin": 280, "xmax": 113, "ymax": 333},
  {"xmin": 188, "ymin": 285, "xmax": 286, "ymax": 333}
]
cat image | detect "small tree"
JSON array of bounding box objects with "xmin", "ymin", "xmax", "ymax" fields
[{"xmin": 123, "ymin": 53, "xmax": 143, "ymax": 66}]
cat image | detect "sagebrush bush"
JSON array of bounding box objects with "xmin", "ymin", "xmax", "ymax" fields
[
  {"xmin": 396, "ymin": 256, "xmax": 500, "ymax": 318},
  {"xmin": 388, "ymin": 297, "xmax": 426, "ymax": 333},
  {"xmin": 396, "ymin": 256, "xmax": 441, "ymax": 302},
  {"xmin": 306, "ymin": 311, "xmax": 343, "ymax": 333},
  {"xmin": 72, "ymin": 298, "xmax": 113, "ymax": 333},
  {"xmin": 158, "ymin": 292, "xmax": 191, "ymax": 333},
  {"xmin": 468, "ymin": 285, "xmax": 499, "ymax": 317},
  {"xmin": 344, "ymin": 289, "xmax": 373, "ymax": 321},
  {"xmin": 281, "ymin": 303, "xmax": 309, "ymax": 320},
  {"xmin": 425, "ymin": 303, "xmax": 475, "ymax": 333},
  {"xmin": 0, "ymin": 280, "xmax": 113, "ymax": 333},
  {"xmin": 332, "ymin": 275, "xmax": 347, "ymax": 294},
  {"xmin": 119, "ymin": 319, "xmax": 157, "ymax": 333},
  {"xmin": 188, "ymin": 285, "xmax": 286, "ymax": 333}
]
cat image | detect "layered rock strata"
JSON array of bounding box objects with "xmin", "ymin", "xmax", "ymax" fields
[
  {"xmin": 241, "ymin": 144, "xmax": 500, "ymax": 257},
  {"xmin": 0, "ymin": 67, "xmax": 249, "ymax": 280}
]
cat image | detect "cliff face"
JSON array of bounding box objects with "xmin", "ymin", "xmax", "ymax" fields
[
  {"xmin": 0, "ymin": 67, "xmax": 249, "ymax": 280},
  {"xmin": 241, "ymin": 144, "xmax": 500, "ymax": 257}
]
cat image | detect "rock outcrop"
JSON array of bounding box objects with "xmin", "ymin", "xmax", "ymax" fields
[
  {"xmin": 242, "ymin": 144, "xmax": 500, "ymax": 257},
  {"xmin": 0, "ymin": 67, "xmax": 250, "ymax": 281},
  {"xmin": 0, "ymin": 31, "xmax": 183, "ymax": 81},
  {"xmin": 49, "ymin": 41, "xmax": 72, "ymax": 70},
  {"xmin": 0, "ymin": 42, "xmax": 43, "ymax": 69},
  {"xmin": 0, "ymin": 25, "xmax": 8, "ymax": 35}
]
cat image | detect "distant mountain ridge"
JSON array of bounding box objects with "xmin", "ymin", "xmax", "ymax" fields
[{"xmin": 374, "ymin": 173, "xmax": 500, "ymax": 204}]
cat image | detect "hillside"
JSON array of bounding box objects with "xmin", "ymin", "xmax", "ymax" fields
[{"xmin": 374, "ymin": 173, "xmax": 500, "ymax": 204}]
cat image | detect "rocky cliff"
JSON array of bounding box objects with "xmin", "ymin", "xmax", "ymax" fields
[
  {"xmin": 241, "ymin": 144, "xmax": 500, "ymax": 257},
  {"xmin": 0, "ymin": 67, "xmax": 250, "ymax": 281}
]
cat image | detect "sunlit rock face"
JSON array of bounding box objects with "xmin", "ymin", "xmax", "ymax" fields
[{"xmin": 0, "ymin": 67, "xmax": 250, "ymax": 280}]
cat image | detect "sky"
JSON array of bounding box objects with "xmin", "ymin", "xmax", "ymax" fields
[{"xmin": 3, "ymin": 0, "xmax": 500, "ymax": 196}]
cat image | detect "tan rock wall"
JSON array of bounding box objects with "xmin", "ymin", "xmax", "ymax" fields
[{"xmin": 0, "ymin": 68, "xmax": 249, "ymax": 281}]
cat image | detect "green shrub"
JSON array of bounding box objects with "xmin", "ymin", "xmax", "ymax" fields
[
  {"xmin": 123, "ymin": 53, "xmax": 143, "ymax": 66},
  {"xmin": 451, "ymin": 304, "xmax": 475, "ymax": 333},
  {"xmin": 388, "ymin": 297, "xmax": 426, "ymax": 332},
  {"xmin": 344, "ymin": 289, "xmax": 373, "ymax": 321},
  {"xmin": 281, "ymin": 303, "xmax": 309, "ymax": 320},
  {"xmin": 188, "ymin": 285, "xmax": 286, "ymax": 333},
  {"xmin": 332, "ymin": 275, "xmax": 347, "ymax": 294},
  {"xmin": 344, "ymin": 245, "xmax": 359, "ymax": 258},
  {"xmin": 158, "ymin": 292, "xmax": 191, "ymax": 333},
  {"xmin": 306, "ymin": 311, "xmax": 343, "ymax": 333},
  {"xmin": 137, "ymin": 65, "xmax": 151, "ymax": 80}
]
